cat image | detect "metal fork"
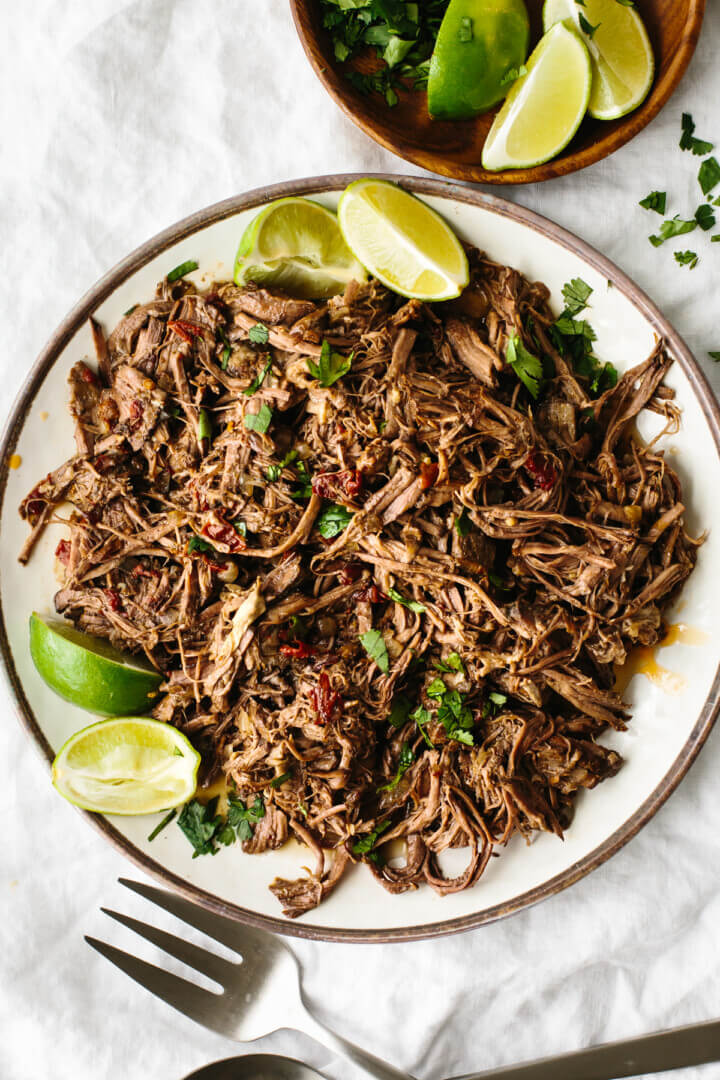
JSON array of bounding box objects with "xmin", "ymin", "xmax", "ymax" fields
[{"xmin": 86, "ymin": 878, "xmax": 415, "ymax": 1080}]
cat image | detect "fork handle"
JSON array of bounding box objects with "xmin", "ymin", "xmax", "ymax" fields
[
  {"xmin": 449, "ymin": 1016, "xmax": 720, "ymax": 1080},
  {"xmin": 296, "ymin": 1008, "xmax": 417, "ymax": 1080}
]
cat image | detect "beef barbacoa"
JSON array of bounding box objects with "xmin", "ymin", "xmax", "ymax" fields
[{"xmin": 19, "ymin": 250, "xmax": 701, "ymax": 917}]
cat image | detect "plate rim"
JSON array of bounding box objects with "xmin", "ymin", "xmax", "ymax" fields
[
  {"xmin": 2, "ymin": 172, "xmax": 720, "ymax": 943},
  {"xmin": 288, "ymin": 0, "xmax": 707, "ymax": 185}
]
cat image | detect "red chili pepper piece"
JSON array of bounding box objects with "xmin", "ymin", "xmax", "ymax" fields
[
  {"xmin": 79, "ymin": 364, "xmax": 98, "ymax": 385},
  {"xmin": 338, "ymin": 563, "xmax": 362, "ymax": 585},
  {"xmin": 310, "ymin": 671, "xmax": 342, "ymax": 724},
  {"xmin": 168, "ymin": 319, "xmax": 205, "ymax": 344},
  {"xmin": 525, "ymin": 451, "xmax": 557, "ymax": 492},
  {"xmin": 354, "ymin": 584, "xmax": 387, "ymax": 604},
  {"xmin": 201, "ymin": 514, "xmax": 246, "ymax": 552},
  {"xmin": 312, "ymin": 469, "xmax": 363, "ymax": 500},
  {"xmin": 420, "ymin": 462, "xmax": 439, "ymax": 490},
  {"xmin": 104, "ymin": 588, "xmax": 122, "ymax": 612},
  {"xmin": 280, "ymin": 642, "xmax": 318, "ymax": 659},
  {"xmin": 129, "ymin": 400, "xmax": 144, "ymax": 425},
  {"xmin": 55, "ymin": 539, "xmax": 71, "ymax": 566}
]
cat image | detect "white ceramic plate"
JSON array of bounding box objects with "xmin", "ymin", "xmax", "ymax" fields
[{"xmin": 2, "ymin": 175, "xmax": 719, "ymax": 942}]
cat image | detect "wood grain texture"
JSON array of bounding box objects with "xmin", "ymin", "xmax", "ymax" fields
[{"xmin": 290, "ymin": 0, "xmax": 706, "ymax": 185}]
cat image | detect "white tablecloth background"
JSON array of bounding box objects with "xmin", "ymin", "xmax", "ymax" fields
[{"xmin": 3, "ymin": 3, "xmax": 720, "ymax": 1078}]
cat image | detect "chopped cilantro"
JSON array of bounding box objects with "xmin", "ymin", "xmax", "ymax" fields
[
  {"xmin": 359, "ymin": 629, "xmax": 389, "ymax": 674},
  {"xmin": 248, "ymin": 323, "xmax": 270, "ymax": 345},
  {"xmin": 699, "ymin": 157, "xmax": 720, "ymax": 197},
  {"xmin": 639, "ymin": 191, "xmax": 667, "ymax": 215},
  {"xmin": 243, "ymin": 403, "xmax": 273, "ymax": 434},
  {"xmin": 578, "ymin": 13, "xmax": 600, "ymax": 36},
  {"xmin": 680, "ymin": 113, "xmax": 714, "ymax": 156},
  {"xmin": 388, "ymin": 694, "xmax": 412, "ymax": 728},
  {"xmin": 709, "ymin": 352, "xmax": 720, "ymax": 362},
  {"xmin": 674, "ymin": 250, "xmax": 699, "ymax": 269},
  {"xmin": 351, "ymin": 819, "xmax": 392, "ymax": 857},
  {"xmin": 187, "ymin": 535, "xmax": 215, "ymax": 556},
  {"xmin": 649, "ymin": 216, "xmax": 697, "ymax": 246},
  {"xmin": 454, "ymin": 507, "xmax": 472, "ymax": 536},
  {"xmin": 307, "ymin": 340, "xmax": 353, "ymax": 388},
  {"xmin": 435, "ymin": 652, "xmax": 464, "ymax": 674},
  {"xmin": 243, "ymin": 358, "xmax": 272, "ymax": 396},
  {"xmin": 505, "ymin": 331, "xmax": 543, "ymax": 399},
  {"xmin": 695, "ymin": 204, "xmax": 716, "ymax": 231},
  {"xmin": 410, "ymin": 704, "xmax": 435, "ymax": 747},
  {"xmin": 387, "ymin": 586, "xmax": 425, "ymax": 613},
  {"xmin": 378, "ymin": 743, "xmax": 414, "ymax": 792},
  {"xmin": 167, "ymin": 259, "xmax": 198, "ymax": 283},
  {"xmin": 561, "ymin": 277, "xmax": 593, "ymax": 316},
  {"xmin": 177, "ymin": 798, "xmax": 224, "ymax": 858},
  {"xmin": 227, "ymin": 794, "xmax": 265, "ymax": 843},
  {"xmin": 317, "ymin": 502, "xmax": 354, "ymax": 538}
]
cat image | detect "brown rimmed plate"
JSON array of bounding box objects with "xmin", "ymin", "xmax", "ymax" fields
[
  {"xmin": 290, "ymin": 1, "xmax": 705, "ymax": 184},
  {"xmin": 2, "ymin": 174, "xmax": 720, "ymax": 942}
]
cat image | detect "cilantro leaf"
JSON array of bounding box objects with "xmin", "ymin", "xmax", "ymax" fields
[
  {"xmin": 709, "ymin": 352, "xmax": 720, "ymax": 362},
  {"xmin": 388, "ymin": 694, "xmax": 412, "ymax": 728},
  {"xmin": 426, "ymin": 676, "xmax": 447, "ymax": 698},
  {"xmin": 243, "ymin": 358, "xmax": 272, "ymax": 396},
  {"xmin": 435, "ymin": 652, "xmax": 464, "ymax": 674},
  {"xmin": 505, "ymin": 331, "xmax": 543, "ymax": 399},
  {"xmin": 455, "ymin": 507, "xmax": 472, "ymax": 536},
  {"xmin": 351, "ymin": 819, "xmax": 392, "ymax": 857},
  {"xmin": 561, "ymin": 277, "xmax": 593, "ymax": 316},
  {"xmin": 695, "ymin": 204, "xmax": 716, "ymax": 231},
  {"xmin": 387, "ymin": 586, "xmax": 426, "ymax": 612},
  {"xmin": 248, "ymin": 323, "xmax": 270, "ymax": 345},
  {"xmin": 270, "ymin": 772, "xmax": 292, "ymax": 788},
  {"xmin": 674, "ymin": 250, "xmax": 699, "ymax": 269},
  {"xmin": 359, "ymin": 629, "xmax": 390, "ymax": 674},
  {"xmin": 680, "ymin": 113, "xmax": 714, "ymax": 155},
  {"xmin": 639, "ymin": 191, "xmax": 667, "ymax": 215},
  {"xmin": 187, "ymin": 535, "xmax": 215, "ymax": 556},
  {"xmin": 198, "ymin": 409, "xmax": 212, "ymax": 444},
  {"xmin": 243, "ymin": 402, "xmax": 273, "ymax": 433},
  {"xmin": 307, "ymin": 340, "xmax": 353, "ymax": 388},
  {"xmin": 699, "ymin": 157, "xmax": 720, "ymax": 197},
  {"xmin": 177, "ymin": 798, "xmax": 224, "ymax": 858},
  {"xmin": 649, "ymin": 215, "xmax": 697, "ymax": 247},
  {"xmin": 410, "ymin": 704, "xmax": 435, "ymax": 747},
  {"xmin": 317, "ymin": 502, "xmax": 354, "ymax": 538},
  {"xmin": 167, "ymin": 259, "xmax": 198, "ymax": 283},
  {"xmin": 227, "ymin": 794, "xmax": 265, "ymax": 844},
  {"xmin": 578, "ymin": 13, "xmax": 600, "ymax": 35},
  {"xmin": 378, "ymin": 743, "xmax": 414, "ymax": 791}
]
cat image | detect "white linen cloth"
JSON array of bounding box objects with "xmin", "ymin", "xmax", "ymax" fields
[{"xmin": 3, "ymin": 3, "xmax": 720, "ymax": 1078}]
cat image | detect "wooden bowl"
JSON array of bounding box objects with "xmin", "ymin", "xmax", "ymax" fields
[{"xmin": 290, "ymin": 0, "xmax": 705, "ymax": 184}]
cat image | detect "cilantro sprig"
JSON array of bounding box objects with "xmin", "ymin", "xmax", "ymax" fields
[{"xmin": 307, "ymin": 340, "xmax": 353, "ymax": 388}]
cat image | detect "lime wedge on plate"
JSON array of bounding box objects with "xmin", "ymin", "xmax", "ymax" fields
[
  {"xmin": 234, "ymin": 197, "xmax": 366, "ymax": 299},
  {"xmin": 337, "ymin": 179, "xmax": 469, "ymax": 301},
  {"xmin": 427, "ymin": 0, "xmax": 530, "ymax": 119},
  {"xmin": 30, "ymin": 612, "xmax": 163, "ymax": 716},
  {"xmin": 543, "ymin": 0, "xmax": 654, "ymax": 120},
  {"xmin": 482, "ymin": 23, "xmax": 592, "ymax": 171},
  {"xmin": 52, "ymin": 717, "xmax": 200, "ymax": 814}
]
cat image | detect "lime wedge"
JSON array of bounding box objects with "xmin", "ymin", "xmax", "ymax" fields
[
  {"xmin": 234, "ymin": 197, "xmax": 366, "ymax": 299},
  {"xmin": 52, "ymin": 717, "xmax": 200, "ymax": 814},
  {"xmin": 427, "ymin": 0, "xmax": 530, "ymax": 120},
  {"xmin": 482, "ymin": 23, "xmax": 591, "ymax": 171},
  {"xmin": 543, "ymin": 0, "xmax": 654, "ymax": 120},
  {"xmin": 30, "ymin": 613, "xmax": 163, "ymax": 717},
  {"xmin": 337, "ymin": 179, "xmax": 469, "ymax": 302}
]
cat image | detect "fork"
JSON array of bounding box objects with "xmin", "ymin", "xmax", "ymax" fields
[{"xmin": 86, "ymin": 878, "xmax": 415, "ymax": 1080}]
